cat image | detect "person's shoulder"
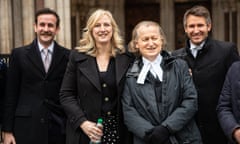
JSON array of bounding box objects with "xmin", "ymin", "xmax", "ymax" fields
[
  {"xmin": 54, "ymin": 42, "xmax": 70, "ymax": 52},
  {"xmin": 11, "ymin": 44, "xmax": 31, "ymax": 54},
  {"xmin": 210, "ymin": 38, "xmax": 236, "ymax": 48},
  {"xmin": 118, "ymin": 51, "xmax": 135, "ymax": 60},
  {"xmin": 68, "ymin": 49, "xmax": 90, "ymax": 62},
  {"xmin": 171, "ymin": 47, "xmax": 187, "ymax": 57},
  {"xmin": 230, "ymin": 61, "xmax": 240, "ymax": 68}
]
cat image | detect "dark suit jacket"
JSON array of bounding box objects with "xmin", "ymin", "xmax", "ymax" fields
[
  {"xmin": 172, "ymin": 37, "xmax": 239, "ymax": 144},
  {"xmin": 2, "ymin": 39, "xmax": 69, "ymax": 144},
  {"xmin": 60, "ymin": 50, "xmax": 134, "ymax": 144}
]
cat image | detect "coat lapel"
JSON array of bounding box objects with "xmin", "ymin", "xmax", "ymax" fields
[
  {"xmin": 47, "ymin": 42, "xmax": 65, "ymax": 75},
  {"xmin": 78, "ymin": 55, "xmax": 102, "ymax": 92},
  {"xmin": 26, "ymin": 40, "xmax": 45, "ymax": 74}
]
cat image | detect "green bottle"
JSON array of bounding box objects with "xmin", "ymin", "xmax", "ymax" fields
[{"xmin": 89, "ymin": 118, "xmax": 103, "ymax": 144}]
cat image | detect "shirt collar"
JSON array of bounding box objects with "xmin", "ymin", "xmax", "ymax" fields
[
  {"xmin": 190, "ymin": 40, "xmax": 205, "ymax": 50},
  {"xmin": 142, "ymin": 54, "xmax": 162, "ymax": 66},
  {"xmin": 38, "ymin": 40, "xmax": 54, "ymax": 53}
]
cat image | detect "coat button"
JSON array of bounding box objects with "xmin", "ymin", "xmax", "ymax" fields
[
  {"xmin": 107, "ymin": 111, "xmax": 111, "ymax": 115},
  {"xmin": 40, "ymin": 118, "xmax": 45, "ymax": 123},
  {"xmin": 104, "ymin": 97, "xmax": 109, "ymax": 102},
  {"xmin": 102, "ymin": 83, "xmax": 107, "ymax": 88}
]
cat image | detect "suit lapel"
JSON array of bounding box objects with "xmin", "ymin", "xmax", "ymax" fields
[{"xmin": 78, "ymin": 55, "xmax": 102, "ymax": 92}]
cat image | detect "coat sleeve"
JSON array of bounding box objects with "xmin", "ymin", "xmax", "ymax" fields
[
  {"xmin": 217, "ymin": 63, "xmax": 240, "ymax": 143},
  {"xmin": 161, "ymin": 60, "xmax": 198, "ymax": 133},
  {"xmin": 59, "ymin": 50, "xmax": 87, "ymax": 130},
  {"xmin": 122, "ymin": 79, "xmax": 154, "ymax": 139},
  {"xmin": 2, "ymin": 49, "xmax": 21, "ymax": 132}
]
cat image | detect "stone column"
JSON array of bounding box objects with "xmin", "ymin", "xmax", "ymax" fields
[
  {"xmin": 211, "ymin": 0, "xmax": 224, "ymax": 41},
  {"xmin": 44, "ymin": 0, "xmax": 71, "ymax": 49},
  {"xmin": 0, "ymin": 0, "xmax": 13, "ymax": 54},
  {"xmin": 160, "ymin": 0, "xmax": 174, "ymax": 51},
  {"xmin": 22, "ymin": 0, "xmax": 35, "ymax": 45},
  {"xmin": 112, "ymin": 0, "xmax": 125, "ymax": 38},
  {"xmin": 12, "ymin": 0, "xmax": 23, "ymax": 48}
]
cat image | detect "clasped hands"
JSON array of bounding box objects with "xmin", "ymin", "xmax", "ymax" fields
[{"xmin": 144, "ymin": 125, "xmax": 170, "ymax": 144}]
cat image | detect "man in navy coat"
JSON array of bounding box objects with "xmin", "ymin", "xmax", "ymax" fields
[
  {"xmin": 1, "ymin": 8, "xmax": 69, "ymax": 144},
  {"xmin": 217, "ymin": 61, "xmax": 240, "ymax": 144},
  {"xmin": 173, "ymin": 5, "xmax": 239, "ymax": 144}
]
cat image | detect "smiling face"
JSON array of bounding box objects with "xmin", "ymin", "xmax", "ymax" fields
[
  {"xmin": 34, "ymin": 14, "xmax": 59, "ymax": 48},
  {"xmin": 92, "ymin": 15, "xmax": 113, "ymax": 46},
  {"xmin": 135, "ymin": 25, "xmax": 162, "ymax": 61},
  {"xmin": 184, "ymin": 15, "xmax": 211, "ymax": 45}
]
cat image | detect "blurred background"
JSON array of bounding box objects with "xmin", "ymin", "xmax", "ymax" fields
[{"xmin": 0, "ymin": 0, "xmax": 239, "ymax": 56}]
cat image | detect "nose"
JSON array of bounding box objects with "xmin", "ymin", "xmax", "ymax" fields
[
  {"xmin": 193, "ymin": 26, "xmax": 200, "ymax": 33},
  {"xmin": 42, "ymin": 25, "xmax": 49, "ymax": 31},
  {"xmin": 100, "ymin": 25, "xmax": 106, "ymax": 31},
  {"xmin": 148, "ymin": 39, "xmax": 154, "ymax": 45}
]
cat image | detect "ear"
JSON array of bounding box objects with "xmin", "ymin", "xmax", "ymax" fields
[
  {"xmin": 55, "ymin": 26, "xmax": 60, "ymax": 34},
  {"xmin": 34, "ymin": 24, "xmax": 37, "ymax": 33},
  {"xmin": 184, "ymin": 26, "xmax": 188, "ymax": 33},
  {"xmin": 207, "ymin": 23, "xmax": 212, "ymax": 32},
  {"xmin": 135, "ymin": 41, "xmax": 139, "ymax": 49}
]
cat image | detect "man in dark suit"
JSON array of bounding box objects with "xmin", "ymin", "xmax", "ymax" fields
[
  {"xmin": 1, "ymin": 8, "xmax": 69, "ymax": 144},
  {"xmin": 173, "ymin": 5, "xmax": 239, "ymax": 144}
]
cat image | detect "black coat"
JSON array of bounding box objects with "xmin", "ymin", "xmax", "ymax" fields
[
  {"xmin": 172, "ymin": 37, "xmax": 239, "ymax": 144},
  {"xmin": 60, "ymin": 50, "xmax": 134, "ymax": 144},
  {"xmin": 122, "ymin": 52, "xmax": 202, "ymax": 144},
  {"xmin": 0, "ymin": 58, "xmax": 7, "ymax": 124},
  {"xmin": 2, "ymin": 39, "xmax": 69, "ymax": 144}
]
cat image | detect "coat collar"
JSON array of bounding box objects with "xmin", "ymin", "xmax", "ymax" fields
[
  {"xmin": 127, "ymin": 50, "xmax": 175, "ymax": 77},
  {"xmin": 186, "ymin": 37, "xmax": 211, "ymax": 55},
  {"xmin": 75, "ymin": 51, "xmax": 133, "ymax": 92}
]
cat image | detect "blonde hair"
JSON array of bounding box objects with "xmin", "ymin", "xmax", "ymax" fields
[
  {"xmin": 128, "ymin": 21, "xmax": 167, "ymax": 56},
  {"xmin": 76, "ymin": 9, "xmax": 125, "ymax": 57}
]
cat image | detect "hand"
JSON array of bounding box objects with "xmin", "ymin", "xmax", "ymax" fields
[
  {"xmin": 2, "ymin": 132, "xmax": 16, "ymax": 144},
  {"xmin": 80, "ymin": 120, "xmax": 103, "ymax": 142},
  {"xmin": 144, "ymin": 129, "xmax": 153, "ymax": 143},
  {"xmin": 233, "ymin": 128, "xmax": 240, "ymax": 143},
  {"xmin": 149, "ymin": 125, "xmax": 170, "ymax": 144}
]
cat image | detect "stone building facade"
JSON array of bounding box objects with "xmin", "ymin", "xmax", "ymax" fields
[{"xmin": 0, "ymin": 0, "xmax": 240, "ymax": 54}]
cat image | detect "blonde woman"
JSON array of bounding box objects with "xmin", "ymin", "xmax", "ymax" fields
[{"xmin": 60, "ymin": 9, "xmax": 133, "ymax": 144}]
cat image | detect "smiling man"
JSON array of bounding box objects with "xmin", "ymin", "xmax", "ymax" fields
[
  {"xmin": 173, "ymin": 5, "xmax": 239, "ymax": 144},
  {"xmin": 1, "ymin": 8, "xmax": 69, "ymax": 144}
]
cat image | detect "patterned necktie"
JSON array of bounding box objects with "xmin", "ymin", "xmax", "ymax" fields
[{"xmin": 42, "ymin": 49, "xmax": 50, "ymax": 72}]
